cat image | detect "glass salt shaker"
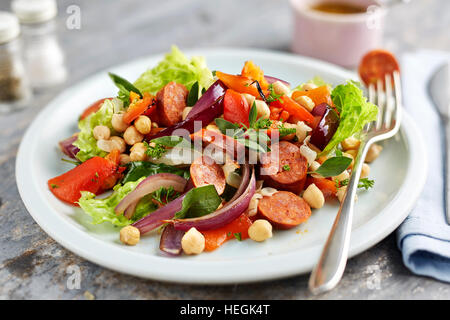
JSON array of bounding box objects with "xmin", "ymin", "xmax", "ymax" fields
[
  {"xmin": 0, "ymin": 11, "xmax": 32, "ymax": 113},
  {"xmin": 11, "ymin": 0, "xmax": 67, "ymax": 90}
]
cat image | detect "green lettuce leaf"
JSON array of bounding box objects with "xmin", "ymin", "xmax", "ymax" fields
[
  {"xmin": 122, "ymin": 161, "xmax": 190, "ymax": 184},
  {"xmin": 73, "ymin": 99, "xmax": 122, "ymax": 162},
  {"xmin": 293, "ymin": 76, "xmax": 332, "ymax": 91},
  {"xmin": 78, "ymin": 177, "xmax": 157, "ymax": 227},
  {"xmin": 133, "ymin": 45, "xmax": 214, "ymax": 94},
  {"xmin": 321, "ymin": 81, "xmax": 378, "ymax": 155}
]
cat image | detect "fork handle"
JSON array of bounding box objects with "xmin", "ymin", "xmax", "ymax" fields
[
  {"xmin": 308, "ymin": 140, "xmax": 370, "ymax": 294},
  {"xmin": 445, "ymin": 121, "xmax": 450, "ymax": 224}
]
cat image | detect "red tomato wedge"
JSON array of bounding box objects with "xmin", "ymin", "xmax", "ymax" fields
[
  {"xmin": 241, "ymin": 60, "xmax": 269, "ymax": 90},
  {"xmin": 358, "ymin": 49, "xmax": 400, "ymax": 87},
  {"xmin": 123, "ymin": 92, "xmax": 154, "ymax": 124},
  {"xmin": 80, "ymin": 98, "xmax": 109, "ymax": 120},
  {"xmin": 305, "ymin": 176, "xmax": 337, "ymax": 199},
  {"xmin": 48, "ymin": 154, "xmax": 120, "ymax": 205},
  {"xmin": 215, "ymin": 71, "xmax": 264, "ymax": 97},
  {"xmin": 223, "ymin": 89, "xmax": 250, "ymax": 127},
  {"xmin": 270, "ymin": 95, "xmax": 315, "ymax": 125},
  {"xmin": 291, "ymin": 86, "xmax": 333, "ymax": 107},
  {"xmin": 202, "ymin": 214, "xmax": 253, "ymax": 251}
]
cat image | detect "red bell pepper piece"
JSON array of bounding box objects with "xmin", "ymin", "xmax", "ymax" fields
[
  {"xmin": 223, "ymin": 89, "xmax": 250, "ymax": 127},
  {"xmin": 48, "ymin": 152, "xmax": 121, "ymax": 205},
  {"xmin": 202, "ymin": 214, "xmax": 253, "ymax": 251}
]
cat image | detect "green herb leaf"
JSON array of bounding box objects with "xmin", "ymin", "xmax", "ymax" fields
[
  {"xmin": 265, "ymin": 83, "xmax": 283, "ymax": 103},
  {"xmin": 108, "ymin": 72, "xmax": 142, "ymax": 107},
  {"xmin": 143, "ymin": 141, "xmax": 167, "ymax": 159},
  {"xmin": 215, "ymin": 118, "xmax": 240, "ymax": 136},
  {"xmin": 122, "ymin": 161, "xmax": 190, "ymax": 184},
  {"xmin": 187, "ymin": 81, "xmax": 200, "ymax": 106},
  {"xmin": 313, "ymin": 156, "xmax": 352, "ymax": 177},
  {"xmin": 277, "ymin": 122, "xmax": 296, "ymax": 138},
  {"xmin": 151, "ymin": 136, "xmax": 184, "ymax": 148},
  {"xmin": 174, "ymin": 185, "xmax": 222, "ymax": 219},
  {"xmin": 248, "ymin": 102, "xmax": 258, "ymax": 128},
  {"xmin": 253, "ymin": 118, "xmax": 272, "ymax": 130},
  {"xmin": 283, "ymin": 164, "xmax": 291, "ymax": 171},
  {"xmin": 358, "ymin": 178, "xmax": 375, "ymax": 190},
  {"xmin": 233, "ymin": 232, "xmax": 242, "ymax": 241}
]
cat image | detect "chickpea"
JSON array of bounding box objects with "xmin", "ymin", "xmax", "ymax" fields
[
  {"xmin": 134, "ymin": 115, "xmax": 152, "ymax": 135},
  {"xmin": 123, "ymin": 125, "xmax": 144, "ymax": 145},
  {"xmin": 345, "ymin": 149, "xmax": 358, "ymax": 159},
  {"xmin": 110, "ymin": 136, "xmax": 126, "ymax": 153},
  {"xmin": 97, "ymin": 136, "xmax": 126, "ymax": 153},
  {"xmin": 303, "ymin": 183, "xmax": 325, "ymax": 209},
  {"xmin": 272, "ymin": 81, "xmax": 290, "ymax": 96},
  {"xmin": 248, "ymin": 219, "xmax": 273, "ymax": 242},
  {"xmin": 151, "ymin": 122, "xmax": 159, "ymax": 128},
  {"xmin": 182, "ymin": 107, "xmax": 193, "ymax": 120},
  {"xmin": 120, "ymin": 226, "xmax": 140, "ymax": 245},
  {"xmin": 93, "ymin": 125, "xmax": 110, "ymax": 140},
  {"xmin": 130, "ymin": 142, "xmax": 147, "ymax": 162},
  {"xmin": 241, "ymin": 93, "xmax": 256, "ymax": 107},
  {"xmin": 341, "ymin": 137, "xmax": 360, "ymax": 151},
  {"xmin": 333, "ymin": 170, "xmax": 349, "ymax": 183},
  {"xmin": 254, "ymin": 100, "xmax": 270, "ymax": 119},
  {"xmin": 293, "ymin": 95, "xmax": 315, "ymax": 112},
  {"xmin": 119, "ymin": 154, "xmax": 131, "ymax": 165},
  {"xmin": 181, "ymin": 228, "xmax": 205, "ymax": 255},
  {"xmin": 361, "ymin": 163, "xmax": 370, "ymax": 179},
  {"xmin": 365, "ymin": 144, "xmax": 383, "ymax": 163},
  {"xmin": 111, "ymin": 113, "xmax": 129, "ymax": 132},
  {"xmin": 259, "ymin": 187, "xmax": 278, "ymax": 197},
  {"xmin": 301, "ymin": 83, "xmax": 318, "ymax": 91}
]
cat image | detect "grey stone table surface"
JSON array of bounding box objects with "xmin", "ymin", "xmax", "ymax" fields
[{"xmin": 1, "ymin": 0, "xmax": 450, "ymax": 300}]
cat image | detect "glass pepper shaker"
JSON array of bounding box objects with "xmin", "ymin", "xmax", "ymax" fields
[
  {"xmin": 0, "ymin": 11, "xmax": 32, "ymax": 113},
  {"xmin": 11, "ymin": 0, "xmax": 67, "ymax": 90}
]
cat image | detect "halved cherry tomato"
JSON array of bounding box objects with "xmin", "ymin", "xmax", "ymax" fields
[
  {"xmin": 48, "ymin": 153, "xmax": 121, "ymax": 205},
  {"xmin": 279, "ymin": 110, "xmax": 290, "ymax": 122},
  {"xmin": 270, "ymin": 95, "xmax": 315, "ymax": 125},
  {"xmin": 80, "ymin": 98, "xmax": 109, "ymax": 120},
  {"xmin": 291, "ymin": 86, "xmax": 333, "ymax": 107},
  {"xmin": 269, "ymin": 106, "xmax": 283, "ymax": 120},
  {"xmin": 241, "ymin": 60, "xmax": 269, "ymax": 90},
  {"xmin": 123, "ymin": 92, "xmax": 154, "ymax": 124},
  {"xmin": 223, "ymin": 89, "xmax": 250, "ymax": 127},
  {"xmin": 358, "ymin": 49, "xmax": 400, "ymax": 87},
  {"xmin": 202, "ymin": 214, "xmax": 253, "ymax": 251},
  {"xmin": 305, "ymin": 176, "xmax": 337, "ymax": 199},
  {"xmin": 215, "ymin": 71, "xmax": 265, "ymax": 98}
]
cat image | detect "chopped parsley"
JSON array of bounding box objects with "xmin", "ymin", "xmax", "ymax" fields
[
  {"xmin": 277, "ymin": 122, "xmax": 296, "ymax": 138},
  {"xmin": 233, "ymin": 232, "xmax": 242, "ymax": 241},
  {"xmin": 283, "ymin": 164, "xmax": 291, "ymax": 171},
  {"xmin": 265, "ymin": 83, "xmax": 283, "ymax": 103},
  {"xmin": 339, "ymin": 178, "xmax": 375, "ymax": 190},
  {"xmin": 144, "ymin": 141, "xmax": 167, "ymax": 159},
  {"xmin": 50, "ymin": 184, "xmax": 59, "ymax": 189}
]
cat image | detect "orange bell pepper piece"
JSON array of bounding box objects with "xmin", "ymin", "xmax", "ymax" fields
[
  {"xmin": 215, "ymin": 71, "xmax": 265, "ymax": 98},
  {"xmin": 202, "ymin": 214, "xmax": 253, "ymax": 251},
  {"xmin": 241, "ymin": 60, "xmax": 269, "ymax": 90},
  {"xmin": 270, "ymin": 95, "xmax": 315, "ymax": 125},
  {"xmin": 123, "ymin": 92, "xmax": 154, "ymax": 124},
  {"xmin": 305, "ymin": 176, "xmax": 337, "ymax": 199},
  {"xmin": 291, "ymin": 85, "xmax": 333, "ymax": 107}
]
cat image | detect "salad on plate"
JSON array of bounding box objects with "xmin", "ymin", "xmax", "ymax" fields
[{"xmin": 49, "ymin": 46, "xmax": 382, "ymax": 256}]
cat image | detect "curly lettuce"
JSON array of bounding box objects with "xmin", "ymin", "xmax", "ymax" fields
[
  {"xmin": 78, "ymin": 177, "xmax": 157, "ymax": 227},
  {"xmin": 321, "ymin": 81, "xmax": 378, "ymax": 155},
  {"xmin": 73, "ymin": 99, "xmax": 122, "ymax": 162},
  {"xmin": 133, "ymin": 45, "xmax": 214, "ymax": 94}
]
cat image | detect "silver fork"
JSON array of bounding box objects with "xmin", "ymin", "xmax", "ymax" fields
[{"xmin": 308, "ymin": 71, "xmax": 403, "ymax": 295}]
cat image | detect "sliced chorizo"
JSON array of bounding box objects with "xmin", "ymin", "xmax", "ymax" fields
[
  {"xmin": 257, "ymin": 191, "xmax": 311, "ymax": 229},
  {"xmin": 154, "ymin": 82, "xmax": 188, "ymax": 127},
  {"xmin": 190, "ymin": 156, "xmax": 226, "ymax": 195},
  {"xmin": 259, "ymin": 141, "xmax": 308, "ymax": 194}
]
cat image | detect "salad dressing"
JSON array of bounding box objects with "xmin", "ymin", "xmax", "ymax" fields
[{"xmin": 310, "ymin": 2, "xmax": 367, "ymax": 14}]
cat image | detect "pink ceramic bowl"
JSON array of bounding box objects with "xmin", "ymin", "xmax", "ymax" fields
[{"xmin": 290, "ymin": 0, "xmax": 386, "ymax": 68}]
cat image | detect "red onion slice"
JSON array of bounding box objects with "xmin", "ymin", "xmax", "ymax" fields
[
  {"xmin": 265, "ymin": 75, "xmax": 290, "ymax": 87},
  {"xmin": 147, "ymin": 97, "xmax": 224, "ymax": 140},
  {"xmin": 185, "ymin": 80, "xmax": 227, "ymax": 120},
  {"xmin": 115, "ymin": 173, "xmax": 187, "ymax": 215},
  {"xmin": 159, "ymin": 224, "xmax": 185, "ymax": 256},
  {"xmin": 59, "ymin": 135, "xmax": 80, "ymax": 159},
  {"xmin": 132, "ymin": 194, "xmax": 185, "ymax": 235},
  {"xmin": 172, "ymin": 166, "xmax": 255, "ymax": 231}
]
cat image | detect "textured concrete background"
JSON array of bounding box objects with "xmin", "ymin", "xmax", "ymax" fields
[{"xmin": 1, "ymin": 0, "xmax": 450, "ymax": 299}]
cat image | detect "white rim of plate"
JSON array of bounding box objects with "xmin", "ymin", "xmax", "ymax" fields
[{"xmin": 15, "ymin": 48, "xmax": 427, "ymax": 284}]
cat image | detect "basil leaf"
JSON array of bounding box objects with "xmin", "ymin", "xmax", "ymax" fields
[
  {"xmin": 151, "ymin": 136, "xmax": 188, "ymax": 148},
  {"xmin": 174, "ymin": 185, "xmax": 222, "ymax": 219},
  {"xmin": 248, "ymin": 102, "xmax": 258, "ymax": 128},
  {"xmin": 187, "ymin": 81, "xmax": 200, "ymax": 106},
  {"xmin": 122, "ymin": 162, "xmax": 190, "ymax": 184},
  {"xmin": 236, "ymin": 138, "xmax": 268, "ymax": 153},
  {"xmin": 108, "ymin": 72, "xmax": 142, "ymax": 97},
  {"xmin": 313, "ymin": 156, "xmax": 352, "ymax": 177},
  {"xmin": 215, "ymin": 118, "xmax": 240, "ymax": 136}
]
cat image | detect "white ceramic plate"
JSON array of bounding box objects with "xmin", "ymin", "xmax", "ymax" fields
[{"xmin": 16, "ymin": 48, "xmax": 427, "ymax": 284}]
